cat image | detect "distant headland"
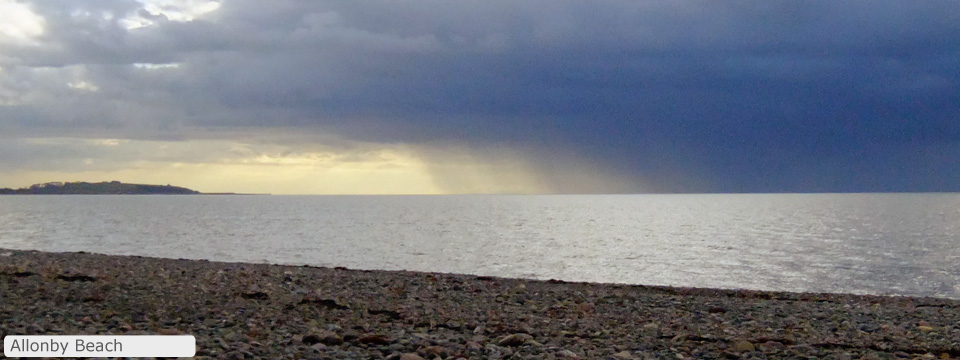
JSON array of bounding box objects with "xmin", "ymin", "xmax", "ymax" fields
[{"xmin": 0, "ymin": 181, "xmax": 218, "ymax": 195}]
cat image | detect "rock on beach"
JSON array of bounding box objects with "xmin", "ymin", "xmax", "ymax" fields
[{"xmin": 1, "ymin": 249, "xmax": 959, "ymax": 359}]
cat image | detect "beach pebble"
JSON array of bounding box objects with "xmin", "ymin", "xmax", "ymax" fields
[
  {"xmin": 465, "ymin": 341, "xmax": 483, "ymax": 352},
  {"xmin": 399, "ymin": 354, "xmax": 425, "ymax": 360},
  {"xmin": 359, "ymin": 334, "xmax": 392, "ymax": 345},
  {"xmin": 4, "ymin": 250, "xmax": 959, "ymax": 360},
  {"xmin": 223, "ymin": 350, "xmax": 244, "ymax": 360},
  {"xmin": 733, "ymin": 340, "xmax": 755, "ymax": 353},
  {"xmin": 158, "ymin": 328, "xmax": 180, "ymax": 335},
  {"xmin": 300, "ymin": 334, "xmax": 326, "ymax": 346},
  {"xmin": 419, "ymin": 345, "xmax": 446, "ymax": 358},
  {"xmin": 557, "ymin": 349, "xmax": 580, "ymax": 358},
  {"xmin": 322, "ymin": 332, "xmax": 345, "ymax": 345},
  {"xmin": 342, "ymin": 331, "xmax": 359, "ymax": 342},
  {"xmin": 758, "ymin": 341, "xmax": 785, "ymax": 353},
  {"xmin": 497, "ymin": 333, "xmax": 533, "ymax": 346}
]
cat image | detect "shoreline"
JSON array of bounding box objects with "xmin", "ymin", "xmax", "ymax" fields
[{"xmin": 2, "ymin": 249, "xmax": 958, "ymax": 359}]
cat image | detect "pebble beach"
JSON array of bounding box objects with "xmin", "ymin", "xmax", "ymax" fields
[{"xmin": 1, "ymin": 249, "xmax": 958, "ymax": 359}]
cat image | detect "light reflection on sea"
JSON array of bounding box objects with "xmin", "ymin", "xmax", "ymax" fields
[{"xmin": 1, "ymin": 193, "xmax": 958, "ymax": 298}]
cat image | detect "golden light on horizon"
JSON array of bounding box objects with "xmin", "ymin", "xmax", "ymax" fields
[
  {"xmin": 5, "ymin": 164, "xmax": 443, "ymax": 195},
  {"xmin": 4, "ymin": 143, "xmax": 445, "ymax": 195},
  {"xmin": 3, "ymin": 137, "xmax": 642, "ymax": 195}
]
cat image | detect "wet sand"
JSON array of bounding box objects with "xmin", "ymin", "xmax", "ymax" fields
[{"xmin": 1, "ymin": 249, "xmax": 958, "ymax": 359}]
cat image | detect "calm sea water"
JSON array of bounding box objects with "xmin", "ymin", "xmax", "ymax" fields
[{"xmin": 1, "ymin": 194, "xmax": 958, "ymax": 298}]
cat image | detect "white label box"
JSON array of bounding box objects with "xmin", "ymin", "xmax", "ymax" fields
[{"xmin": 3, "ymin": 335, "xmax": 196, "ymax": 357}]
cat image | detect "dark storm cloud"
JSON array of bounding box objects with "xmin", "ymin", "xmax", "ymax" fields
[{"xmin": 2, "ymin": 1, "xmax": 959, "ymax": 192}]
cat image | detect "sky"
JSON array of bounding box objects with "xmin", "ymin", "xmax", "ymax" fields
[{"xmin": 1, "ymin": 0, "xmax": 958, "ymax": 194}]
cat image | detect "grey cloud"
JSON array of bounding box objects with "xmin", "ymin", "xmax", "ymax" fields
[{"xmin": 2, "ymin": 0, "xmax": 959, "ymax": 192}]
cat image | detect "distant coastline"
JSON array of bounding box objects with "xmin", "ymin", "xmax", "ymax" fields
[{"xmin": 0, "ymin": 181, "xmax": 247, "ymax": 195}]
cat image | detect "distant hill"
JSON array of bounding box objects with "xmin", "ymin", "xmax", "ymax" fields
[{"xmin": 0, "ymin": 181, "xmax": 201, "ymax": 195}]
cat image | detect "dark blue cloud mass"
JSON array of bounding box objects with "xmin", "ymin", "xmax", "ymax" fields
[{"xmin": 1, "ymin": 0, "xmax": 958, "ymax": 192}]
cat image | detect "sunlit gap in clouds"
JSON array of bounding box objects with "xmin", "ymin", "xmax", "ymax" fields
[
  {"xmin": 120, "ymin": 0, "xmax": 222, "ymax": 29},
  {"xmin": 0, "ymin": 0, "xmax": 45, "ymax": 45},
  {"xmin": 133, "ymin": 63, "xmax": 182, "ymax": 70}
]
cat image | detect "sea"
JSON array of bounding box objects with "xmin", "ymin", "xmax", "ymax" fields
[{"xmin": 1, "ymin": 194, "xmax": 958, "ymax": 298}]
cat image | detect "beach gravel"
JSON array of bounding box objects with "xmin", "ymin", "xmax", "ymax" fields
[{"xmin": 1, "ymin": 249, "xmax": 959, "ymax": 359}]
